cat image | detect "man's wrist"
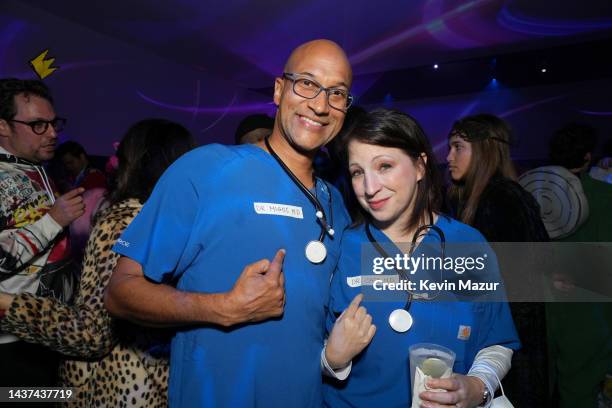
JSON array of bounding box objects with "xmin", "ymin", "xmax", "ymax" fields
[
  {"xmin": 46, "ymin": 209, "xmax": 67, "ymax": 228},
  {"xmin": 209, "ymin": 292, "xmax": 239, "ymax": 327}
]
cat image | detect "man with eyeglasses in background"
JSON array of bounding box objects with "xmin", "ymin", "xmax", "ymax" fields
[
  {"xmin": 105, "ymin": 39, "xmax": 375, "ymax": 407},
  {"xmin": 0, "ymin": 78, "xmax": 85, "ymax": 388}
]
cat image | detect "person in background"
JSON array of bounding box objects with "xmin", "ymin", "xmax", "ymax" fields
[
  {"xmin": 546, "ymin": 123, "xmax": 612, "ymax": 408},
  {"xmin": 446, "ymin": 113, "xmax": 550, "ymax": 407},
  {"xmin": 234, "ymin": 113, "xmax": 274, "ymax": 145},
  {"xmin": 56, "ymin": 140, "xmax": 107, "ymax": 191},
  {"xmin": 598, "ymin": 138, "xmax": 612, "ymax": 170},
  {"xmin": 0, "ymin": 118, "xmax": 197, "ymax": 407},
  {"xmin": 55, "ymin": 141, "xmax": 109, "ymax": 263},
  {"xmin": 548, "ymin": 124, "xmax": 611, "ymax": 241},
  {"xmin": 0, "ymin": 78, "xmax": 84, "ymax": 387}
]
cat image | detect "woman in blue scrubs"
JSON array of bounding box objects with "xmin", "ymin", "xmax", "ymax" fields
[{"xmin": 323, "ymin": 109, "xmax": 520, "ymax": 408}]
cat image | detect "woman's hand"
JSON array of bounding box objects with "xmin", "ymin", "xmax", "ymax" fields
[
  {"xmin": 325, "ymin": 294, "xmax": 376, "ymax": 369},
  {"xmin": 419, "ymin": 374, "xmax": 485, "ymax": 408}
]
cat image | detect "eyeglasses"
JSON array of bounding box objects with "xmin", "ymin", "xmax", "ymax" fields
[
  {"xmin": 283, "ymin": 73, "xmax": 353, "ymax": 111},
  {"xmin": 8, "ymin": 117, "xmax": 67, "ymax": 135}
]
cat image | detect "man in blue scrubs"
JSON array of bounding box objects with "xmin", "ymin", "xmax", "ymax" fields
[{"xmin": 104, "ymin": 40, "xmax": 357, "ymax": 407}]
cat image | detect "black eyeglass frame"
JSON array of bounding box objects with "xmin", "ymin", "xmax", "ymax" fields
[
  {"xmin": 7, "ymin": 117, "xmax": 67, "ymax": 135},
  {"xmin": 282, "ymin": 72, "xmax": 353, "ymax": 111}
]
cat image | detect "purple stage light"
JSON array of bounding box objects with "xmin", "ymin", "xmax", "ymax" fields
[
  {"xmin": 579, "ymin": 110, "xmax": 612, "ymax": 116},
  {"xmin": 499, "ymin": 95, "xmax": 566, "ymax": 118},
  {"xmin": 430, "ymin": 94, "xmax": 567, "ymax": 154},
  {"xmin": 5, "ymin": 60, "xmax": 122, "ymax": 80},
  {"xmin": 430, "ymin": 99, "xmax": 480, "ymax": 155},
  {"xmin": 423, "ymin": 0, "xmax": 483, "ymax": 49},
  {"xmin": 136, "ymin": 90, "xmax": 274, "ymax": 114},
  {"xmin": 191, "ymin": 79, "xmax": 201, "ymax": 124},
  {"xmin": 349, "ymin": 0, "xmax": 491, "ymax": 65},
  {"xmin": 485, "ymin": 77, "xmax": 499, "ymax": 91},
  {"xmin": 498, "ymin": 6, "xmax": 612, "ymax": 36},
  {"xmin": 200, "ymin": 93, "xmax": 237, "ymax": 134},
  {"xmin": 0, "ymin": 20, "xmax": 27, "ymax": 75}
]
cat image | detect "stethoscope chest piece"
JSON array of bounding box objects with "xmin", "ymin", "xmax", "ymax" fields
[
  {"xmin": 264, "ymin": 137, "xmax": 334, "ymax": 265},
  {"xmin": 305, "ymin": 240, "xmax": 327, "ymax": 264},
  {"xmin": 389, "ymin": 308, "xmax": 413, "ymax": 333}
]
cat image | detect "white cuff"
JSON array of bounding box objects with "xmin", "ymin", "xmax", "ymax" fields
[
  {"xmin": 468, "ymin": 345, "xmax": 514, "ymax": 407},
  {"xmin": 38, "ymin": 213, "xmax": 63, "ymax": 239},
  {"xmin": 321, "ymin": 345, "xmax": 352, "ymax": 380}
]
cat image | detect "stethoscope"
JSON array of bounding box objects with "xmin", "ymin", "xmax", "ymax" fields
[
  {"xmin": 265, "ymin": 137, "xmax": 334, "ymax": 264},
  {"xmin": 365, "ymin": 214, "xmax": 446, "ymax": 333}
]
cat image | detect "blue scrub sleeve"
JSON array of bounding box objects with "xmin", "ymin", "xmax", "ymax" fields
[
  {"xmin": 112, "ymin": 160, "xmax": 201, "ymax": 283},
  {"xmin": 326, "ymin": 254, "xmax": 357, "ymax": 335},
  {"xmin": 466, "ymin": 242, "xmax": 521, "ymax": 351},
  {"xmin": 478, "ymin": 301, "xmax": 521, "ymax": 351}
]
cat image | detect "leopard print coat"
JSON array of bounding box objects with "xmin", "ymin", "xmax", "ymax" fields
[{"xmin": 0, "ymin": 199, "xmax": 170, "ymax": 407}]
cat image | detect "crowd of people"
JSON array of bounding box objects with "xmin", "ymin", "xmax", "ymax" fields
[{"xmin": 0, "ymin": 39, "xmax": 610, "ymax": 408}]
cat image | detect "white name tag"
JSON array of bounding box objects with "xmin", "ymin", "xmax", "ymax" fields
[
  {"xmin": 254, "ymin": 202, "xmax": 304, "ymax": 219},
  {"xmin": 346, "ymin": 275, "xmax": 400, "ymax": 287}
]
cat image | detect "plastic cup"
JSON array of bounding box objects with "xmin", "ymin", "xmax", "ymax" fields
[{"xmin": 409, "ymin": 343, "xmax": 456, "ymax": 397}]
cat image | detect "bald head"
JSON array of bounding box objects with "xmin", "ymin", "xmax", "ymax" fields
[
  {"xmin": 271, "ymin": 39, "xmax": 353, "ymax": 156},
  {"xmin": 284, "ymin": 39, "xmax": 352, "ymax": 87}
]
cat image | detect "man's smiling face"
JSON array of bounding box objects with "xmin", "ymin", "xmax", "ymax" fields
[{"xmin": 273, "ymin": 41, "xmax": 352, "ymax": 154}]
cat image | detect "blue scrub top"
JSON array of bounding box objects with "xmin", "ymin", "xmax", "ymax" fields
[
  {"xmin": 113, "ymin": 144, "xmax": 350, "ymax": 408},
  {"xmin": 323, "ymin": 216, "xmax": 520, "ymax": 408}
]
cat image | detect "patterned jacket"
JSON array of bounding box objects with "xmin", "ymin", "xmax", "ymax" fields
[
  {"xmin": 0, "ymin": 147, "xmax": 75, "ymax": 318},
  {"xmin": 1, "ymin": 199, "xmax": 170, "ymax": 407}
]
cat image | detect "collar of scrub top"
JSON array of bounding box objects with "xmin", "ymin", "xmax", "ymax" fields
[
  {"xmin": 264, "ymin": 136, "xmax": 334, "ymax": 243},
  {"xmin": 365, "ymin": 213, "xmax": 446, "ymax": 311}
]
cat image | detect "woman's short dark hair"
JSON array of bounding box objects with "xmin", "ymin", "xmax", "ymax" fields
[
  {"xmin": 108, "ymin": 119, "xmax": 196, "ymax": 206},
  {"xmin": 342, "ymin": 108, "xmax": 442, "ymax": 230}
]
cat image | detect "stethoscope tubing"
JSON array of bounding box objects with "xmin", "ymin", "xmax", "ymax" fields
[
  {"xmin": 365, "ymin": 217, "xmax": 446, "ymax": 312},
  {"xmin": 264, "ymin": 137, "xmax": 334, "ymax": 244}
]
